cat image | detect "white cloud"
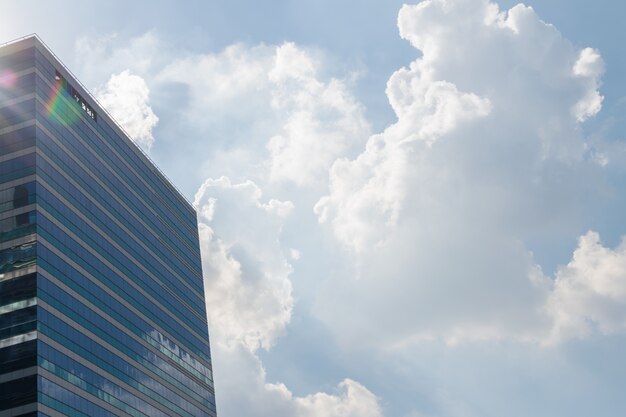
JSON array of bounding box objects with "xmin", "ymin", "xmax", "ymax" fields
[
  {"xmin": 290, "ymin": 249, "xmax": 302, "ymax": 261},
  {"xmin": 78, "ymin": 31, "xmax": 383, "ymax": 417},
  {"xmin": 548, "ymin": 231, "xmax": 626, "ymax": 342},
  {"xmin": 572, "ymin": 47, "xmax": 604, "ymax": 122},
  {"xmin": 574, "ymin": 48, "xmax": 604, "ymax": 79},
  {"xmin": 313, "ymin": 0, "xmax": 608, "ymax": 347},
  {"xmin": 158, "ymin": 42, "xmax": 370, "ymax": 186},
  {"xmin": 196, "ymin": 176, "xmax": 385, "ymax": 416},
  {"xmin": 62, "ymin": 2, "xmax": 626, "ymax": 416},
  {"xmin": 96, "ymin": 70, "xmax": 159, "ymax": 151},
  {"xmin": 292, "ymin": 379, "xmax": 384, "ymax": 417},
  {"xmin": 195, "ymin": 176, "xmax": 294, "ymax": 351},
  {"xmin": 266, "ymin": 43, "xmax": 371, "ymax": 186},
  {"xmin": 212, "ymin": 344, "xmax": 383, "ymax": 417}
]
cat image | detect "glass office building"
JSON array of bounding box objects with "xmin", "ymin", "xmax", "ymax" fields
[{"xmin": 0, "ymin": 36, "xmax": 216, "ymax": 416}]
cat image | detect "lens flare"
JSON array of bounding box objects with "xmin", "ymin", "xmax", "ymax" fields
[
  {"xmin": 0, "ymin": 69, "xmax": 17, "ymax": 88},
  {"xmin": 45, "ymin": 78, "xmax": 79, "ymax": 126}
]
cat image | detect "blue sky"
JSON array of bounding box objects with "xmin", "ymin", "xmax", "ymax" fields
[{"xmin": 4, "ymin": 1, "xmax": 626, "ymax": 416}]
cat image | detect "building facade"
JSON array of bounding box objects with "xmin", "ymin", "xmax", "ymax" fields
[{"xmin": 0, "ymin": 36, "xmax": 216, "ymax": 417}]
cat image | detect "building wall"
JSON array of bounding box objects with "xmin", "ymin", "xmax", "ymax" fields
[
  {"xmin": 0, "ymin": 42, "xmax": 39, "ymax": 417},
  {"xmin": 0, "ymin": 37, "xmax": 215, "ymax": 417}
]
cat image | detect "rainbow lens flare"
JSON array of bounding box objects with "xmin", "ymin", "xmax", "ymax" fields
[{"xmin": 45, "ymin": 77, "xmax": 79, "ymax": 126}]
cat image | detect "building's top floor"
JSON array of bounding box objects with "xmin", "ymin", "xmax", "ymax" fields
[{"xmin": 0, "ymin": 35, "xmax": 196, "ymax": 217}]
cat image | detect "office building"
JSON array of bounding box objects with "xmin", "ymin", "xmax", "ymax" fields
[{"xmin": 0, "ymin": 36, "xmax": 216, "ymax": 416}]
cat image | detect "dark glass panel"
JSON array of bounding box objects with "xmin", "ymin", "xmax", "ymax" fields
[
  {"xmin": 0, "ymin": 153, "xmax": 35, "ymax": 183},
  {"xmin": 0, "ymin": 305, "xmax": 36, "ymax": 329},
  {"xmin": 0, "ymin": 126, "xmax": 36, "ymax": 156},
  {"xmin": 0, "ymin": 241, "xmax": 36, "ymax": 274},
  {"xmin": 0, "ymin": 305, "xmax": 37, "ymax": 340},
  {"xmin": 0, "ymin": 47, "xmax": 35, "ymax": 73},
  {"xmin": 0, "ymin": 374, "xmax": 36, "ymax": 410},
  {"xmin": 0, "ymin": 181, "xmax": 36, "ymax": 214},
  {"xmin": 0, "ymin": 339, "xmax": 36, "ymax": 374},
  {"xmin": 13, "ymin": 183, "xmax": 31, "ymax": 207},
  {"xmin": 0, "ymin": 210, "xmax": 36, "ymax": 243},
  {"xmin": 0, "ymin": 320, "xmax": 36, "ymax": 339},
  {"xmin": 0, "ymin": 273, "xmax": 36, "ymax": 306}
]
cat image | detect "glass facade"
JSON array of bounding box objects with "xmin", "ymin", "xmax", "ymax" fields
[{"xmin": 0, "ymin": 36, "xmax": 216, "ymax": 417}]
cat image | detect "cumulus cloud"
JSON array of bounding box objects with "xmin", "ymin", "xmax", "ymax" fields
[
  {"xmin": 96, "ymin": 70, "xmax": 159, "ymax": 151},
  {"xmin": 548, "ymin": 231, "xmax": 626, "ymax": 342},
  {"xmin": 265, "ymin": 43, "xmax": 371, "ymax": 185},
  {"xmin": 212, "ymin": 344, "xmax": 384, "ymax": 417},
  {"xmin": 69, "ymin": 2, "xmax": 626, "ymax": 416},
  {"xmin": 158, "ymin": 42, "xmax": 370, "ymax": 186},
  {"xmin": 293, "ymin": 379, "xmax": 384, "ymax": 417},
  {"xmin": 195, "ymin": 176, "xmax": 384, "ymax": 415},
  {"xmin": 83, "ymin": 31, "xmax": 383, "ymax": 417},
  {"xmin": 195, "ymin": 177, "xmax": 294, "ymax": 351},
  {"xmin": 572, "ymin": 47, "xmax": 604, "ymax": 122},
  {"xmin": 314, "ymin": 0, "xmax": 608, "ymax": 346}
]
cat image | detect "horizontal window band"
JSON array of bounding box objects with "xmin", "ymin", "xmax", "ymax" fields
[
  {"xmin": 38, "ymin": 296, "xmax": 215, "ymax": 404},
  {"xmin": 36, "ymin": 215, "xmax": 211, "ymax": 349},
  {"xmin": 34, "ymin": 131, "xmax": 205, "ymax": 297},
  {"xmin": 0, "ymin": 330, "xmax": 36, "ymax": 349},
  {"xmin": 37, "ymin": 248, "xmax": 213, "ymax": 371},
  {"xmin": 0, "ymin": 297, "xmax": 36, "ymax": 315}
]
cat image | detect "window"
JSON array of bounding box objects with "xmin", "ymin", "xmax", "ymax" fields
[{"xmin": 54, "ymin": 70, "xmax": 97, "ymax": 121}]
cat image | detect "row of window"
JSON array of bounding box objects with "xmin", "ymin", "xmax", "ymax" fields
[
  {"xmin": 35, "ymin": 149, "xmax": 202, "ymax": 298},
  {"xmin": 41, "ymin": 357, "xmax": 171, "ymax": 417},
  {"xmin": 0, "ymin": 305, "xmax": 36, "ymax": 341},
  {"xmin": 38, "ymin": 240, "xmax": 213, "ymax": 379},
  {"xmin": 54, "ymin": 71, "xmax": 97, "ymax": 121},
  {"xmin": 39, "ymin": 335, "xmax": 213, "ymax": 417},
  {"xmin": 0, "ymin": 124, "xmax": 36, "ymax": 157},
  {"xmin": 0, "ymin": 374, "xmax": 36, "ymax": 411},
  {"xmin": 0, "ymin": 180, "xmax": 36, "ymax": 215},
  {"xmin": 5, "ymin": 47, "xmax": 194, "ymax": 235},
  {"xmin": 35, "ymin": 50, "xmax": 193, "ymax": 225},
  {"xmin": 36, "ymin": 169, "xmax": 207, "ymax": 320},
  {"xmin": 0, "ymin": 97, "xmax": 35, "ymax": 127},
  {"xmin": 0, "ymin": 297, "xmax": 36, "ymax": 316},
  {"xmin": 37, "ymin": 200, "xmax": 209, "ymax": 346},
  {"xmin": 38, "ymin": 260, "xmax": 213, "ymax": 390},
  {"xmin": 0, "ymin": 339, "xmax": 36, "ymax": 375},
  {"xmin": 0, "ymin": 70, "xmax": 35, "ymax": 103},
  {"xmin": 36, "ymin": 126, "xmax": 205, "ymax": 297},
  {"xmin": 35, "ymin": 147, "xmax": 203, "ymax": 306},
  {"xmin": 0, "ymin": 240, "xmax": 36, "ymax": 275},
  {"xmin": 0, "ymin": 210, "xmax": 36, "ymax": 241},
  {"xmin": 39, "ymin": 279, "xmax": 214, "ymax": 396},
  {"xmin": 40, "ymin": 378, "xmax": 113, "ymax": 417},
  {"xmin": 33, "ymin": 86, "xmax": 200, "ymax": 255},
  {"xmin": 0, "ymin": 152, "xmax": 35, "ymax": 185},
  {"xmin": 0, "ymin": 272, "xmax": 35, "ymax": 307},
  {"xmin": 39, "ymin": 289, "xmax": 215, "ymax": 407},
  {"xmin": 0, "ymin": 47, "xmax": 35, "ymax": 71},
  {"xmin": 0, "ymin": 47, "xmax": 215, "ymax": 417}
]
